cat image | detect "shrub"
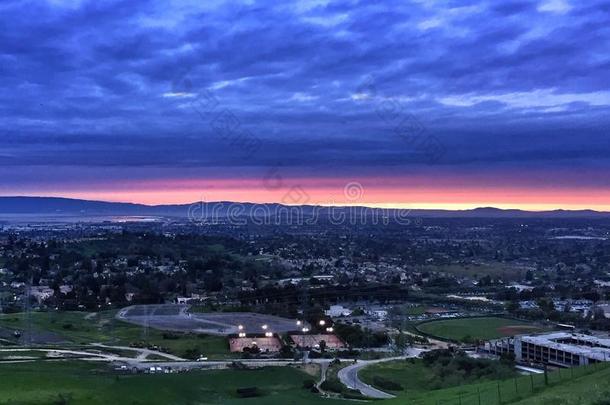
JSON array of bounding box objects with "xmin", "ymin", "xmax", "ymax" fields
[
  {"xmin": 236, "ymin": 387, "xmax": 261, "ymax": 398},
  {"xmin": 342, "ymin": 389, "xmax": 367, "ymax": 400},
  {"xmin": 182, "ymin": 348, "xmax": 199, "ymax": 360},
  {"xmin": 320, "ymin": 379, "xmax": 344, "ymax": 393},
  {"xmin": 302, "ymin": 379, "xmax": 315, "ymax": 389}
]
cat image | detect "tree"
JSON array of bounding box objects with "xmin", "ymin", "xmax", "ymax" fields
[
  {"xmin": 506, "ymin": 300, "xmax": 519, "ymax": 313},
  {"xmin": 395, "ymin": 332, "xmax": 409, "ymax": 353}
]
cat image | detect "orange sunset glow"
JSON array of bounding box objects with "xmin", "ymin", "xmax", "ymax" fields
[{"xmin": 23, "ymin": 178, "xmax": 610, "ymax": 211}]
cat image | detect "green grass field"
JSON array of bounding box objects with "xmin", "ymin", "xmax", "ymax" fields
[
  {"xmin": 359, "ymin": 358, "xmax": 437, "ymax": 393},
  {"xmin": 0, "ymin": 311, "xmax": 231, "ymax": 359},
  {"xmin": 361, "ymin": 360, "xmax": 610, "ymax": 405},
  {"xmin": 0, "ymin": 361, "xmax": 342, "ymax": 405},
  {"xmin": 2, "ymin": 359, "xmax": 609, "ymax": 405},
  {"xmin": 417, "ymin": 316, "xmax": 547, "ymax": 341}
]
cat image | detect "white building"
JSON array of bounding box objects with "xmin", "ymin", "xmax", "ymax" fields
[
  {"xmin": 325, "ymin": 305, "xmax": 352, "ymax": 317},
  {"xmin": 485, "ymin": 332, "xmax": 610, "ymax": 367}
]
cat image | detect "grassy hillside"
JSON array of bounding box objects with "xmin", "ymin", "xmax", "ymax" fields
[
  {"xmin": 361, "ymin": 359, "xmax": 610, "ymax": 405},
  {"xmin": 0, "ymin": 359, "xmax": 609, "ymax": 404},
  {"xmin": 513, "ymin": 365, "xmax": 610, "ymax": 405},
  {"xmin": 0, "ymin": 311, "xmax": 230, "ymax": 359},
  {"xmin": 0, "ymin": 361, "xmax": 339, "ymax": 405}
]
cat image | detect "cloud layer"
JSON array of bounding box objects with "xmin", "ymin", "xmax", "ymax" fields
[{"xmin": 1, "ymin": 0, "xmax": 609, "ymax": 206}]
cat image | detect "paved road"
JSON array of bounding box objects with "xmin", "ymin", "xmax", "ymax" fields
[
  {"xmin": 0, "ymin": 347, "xmax": 124, "ymax": 362},
  {"xmin": 117, "ymin": 304, "xmax": 303, "ymax": 336},
  {"xmin": 316, "ymin": 360, "xmax": 332, "ymax": 390},
  {"xmin": 0, "ymin": 346, "xmax": 301, "ymax": 370},
  {"xmin": 337, "ymin": 348, "xmax": 425, "ymax": 399},
  {"xmin": 90, "ymin": 343, "xmax": 184, "ymax": 361},
  {"xmin": 122, "ymin": 358, "xmax": 301, "ymax": 371}
]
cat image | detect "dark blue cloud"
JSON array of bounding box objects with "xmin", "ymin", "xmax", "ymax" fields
[{"xmin": 1, "ymin": 0, "xmax": 610, "ymax": 190}]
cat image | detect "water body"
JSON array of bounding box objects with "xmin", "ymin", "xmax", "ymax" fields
[{"xmin": 0, "ymin": 214, "xmax": 165, "ymax": 224}]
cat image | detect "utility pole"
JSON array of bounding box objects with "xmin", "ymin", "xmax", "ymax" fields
[
  {"xmin": 497, "ymin": 382, "xmax": 502, "ymax": 404},
  {"xmin": 543, "ymin": 364, "xmax": 548, "ymax": 386},
  {"xmin": 24, "ymin": 274, "xmax": 33, "ymax": 347}
]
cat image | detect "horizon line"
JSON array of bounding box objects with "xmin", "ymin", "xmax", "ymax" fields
[{"xmin": 1, "ymin": 195, "xmax": 609, "ymax": 213}]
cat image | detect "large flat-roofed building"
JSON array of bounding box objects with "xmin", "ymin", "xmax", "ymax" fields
[{"xmin": 483, "ymin": 332, "xmax": 610, "ymax": 367}]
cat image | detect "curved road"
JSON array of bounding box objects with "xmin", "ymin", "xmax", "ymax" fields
[{"xmin": 338, "ymin": 348, "xmax": 424, "ymax": 399}]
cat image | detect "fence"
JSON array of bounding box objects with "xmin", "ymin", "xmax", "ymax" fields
[{"xmin": 404, "ymin": 362, "xmax": 610, "ymax": 405}]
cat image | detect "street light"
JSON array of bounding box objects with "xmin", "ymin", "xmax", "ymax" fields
[
  {"xmin": 296, "ymin": 320, "xmax": 302, "ymax": 326},
  {"xmin": 238, "ymin": 325, "xmax": 244, "ymax": 330},
  {"xmin": 262, "ymin": 324, "xmax": 268, "ymax": 330},
  {"xmin": 319, "ymin": 320, "xmax": 326, "ymax": 326}
]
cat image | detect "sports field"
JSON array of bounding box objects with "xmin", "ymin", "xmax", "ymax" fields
[
  {"xmin": 290, "ymin": 334, "xmax": 345, "ymax": 349},
  {"xmin": 417, "ymin": 316, "xmax": 547, "ymax": 341},
  {"xmin": 229, "ymin": 336, "xmax": 282, "ymax": 352}
]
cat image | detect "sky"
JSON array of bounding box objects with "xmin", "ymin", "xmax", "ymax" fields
[{"xmin": 1, "ymin": 0, "xmax": 610, "ymax": 210}]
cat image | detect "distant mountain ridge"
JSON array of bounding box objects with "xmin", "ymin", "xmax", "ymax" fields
[{"xmin": 0, "ymin": 196, "xmax": 609, "ymax": 219}]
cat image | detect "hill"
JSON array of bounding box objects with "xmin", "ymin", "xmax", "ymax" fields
[{"xmin": 0, "ymin": 196, "xmax": 609, "ymax": 219}]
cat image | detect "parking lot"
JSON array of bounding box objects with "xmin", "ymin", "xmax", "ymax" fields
[{"xmin": 117, "ymin": 305, "xmax": 304, "ymax": 336}]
